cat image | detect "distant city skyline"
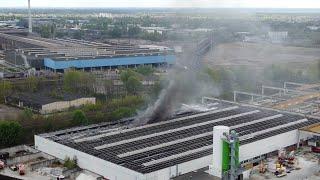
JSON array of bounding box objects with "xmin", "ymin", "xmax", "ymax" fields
[{"xmin": 1, "ymin": 0, "xmax": 320, "ymax": 8}]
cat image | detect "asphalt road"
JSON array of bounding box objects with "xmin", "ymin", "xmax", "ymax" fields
[{"xmin": 0, "ymin": 174, "xmax": 21, "ymax": 180}]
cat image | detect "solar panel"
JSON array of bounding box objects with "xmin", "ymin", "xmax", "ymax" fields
[
  {"xmin": 231, "ymin": 114, "xmax": 283, "ymax": 130},
  {"xmin": 94, "ymin": 110, "xmax": 259, "ymax": 149},
  {"xmin": 76, "ymin": 106, "xmax": 239, "ymax": 143},
  {"xmin": 142, "ymin": 145, "xmax": 213, "ymax": 166},
  {"xmin": 117, "ymin": 131, "xmax": 213, "ymax": 158},
  {"xmin": 116, "ymin": 113, "xmax": 283, "ymax": 158},
  {"xmin": 77, "ymin": 106, "xmax": 238, "ymax": 142},
  {"xmin": 239, "ymin": 118, "xmax": 308, "ymax": 141}
]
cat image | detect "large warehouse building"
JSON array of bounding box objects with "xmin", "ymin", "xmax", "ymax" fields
[
  {"xmin": 0, "ymin": 32, "xmax": 175, "ymax": 70},
  {"xmin": 34, "ymin": 100, "xmax": 320, "ymax": 180},
  {"xmin": 44, "ymin": 54, "xmax": 175, "ymax": 71}
]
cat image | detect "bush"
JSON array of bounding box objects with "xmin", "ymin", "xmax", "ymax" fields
[
  {"xmin": 44, "ymin": 118, "xmax": 54, "ymax": 131},
  {"xmin": 125, "ymin": 76, "xmax": 142, "ymax": 94},
  {"xmin": 111, "ymin": 107, "xmax": 136, "ymax": 120},
  {"xmin": 25, "ymin": 76, "xmax": 40, "ymax": 92},
  {"xmin": 0, "ymin": 121, "xmax": 22, "ymax": 147},
  {"xmin": 49, "ymin": 90, "xmax": 63, "ymax": 100},
  {"xmin": 63, "ymin": 156, "xmax": 77, "ymax": 169},
  {"xmin": 108, "ymin": 96, "xmax": 144, "ymax": 110},
  {"xmin": 120, "ymin": 69, "xmax": 141, "ymax": 83},
  {"xmin": 0, "ymin": 81, "xmax": 12, "ymax": 103},
  {"xmin": 136, "ymin": 65, "xmax": 154, "ymax": 76},
  {"xmin": 83, "ymin": 103, "xmax": 102, "ymax": 112},
  {"xmin": 92, "ymin": 111, "xmax": 105, "ymax": 123},
  {"xmin": 63, "ymin": 70, "xmax": 94, "ymax": 93},
  {"xmin": 71, "ymin": 110, "xmax": 89, "ymax": 126},
  {"xmin": 120, "ymin": 69, "xmax": 144, "ymax": 94},
  {"xmin": 140, "ymin": 32, "xmax": 163, "ymax": 41},
  {"xmin": 21, "ymin": 108, "xmax": 33, "ymax": 120}
]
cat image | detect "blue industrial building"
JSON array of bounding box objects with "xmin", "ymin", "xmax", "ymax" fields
[{"xmin": 44, "ymin": 54, "xmax": 175, "ymax": 71}]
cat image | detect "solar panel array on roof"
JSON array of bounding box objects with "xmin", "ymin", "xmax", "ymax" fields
[{"xmin": 39, "ymin": 100, "xmax": 320, "ymax": 174}]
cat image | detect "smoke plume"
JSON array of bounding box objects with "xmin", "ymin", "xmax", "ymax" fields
[{"xmin": 132, "ymin": 36, "xmax": 220, "ymax": 126}]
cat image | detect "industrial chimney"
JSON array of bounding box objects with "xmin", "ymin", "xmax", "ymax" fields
[{"xmin": 28, "ymin": 0, "xmax": 32, "ymax": 33}]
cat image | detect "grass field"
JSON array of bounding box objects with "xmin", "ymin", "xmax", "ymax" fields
[{"xmin": 205, "ymin": 42, "xmax": 320, "ymax": 68}]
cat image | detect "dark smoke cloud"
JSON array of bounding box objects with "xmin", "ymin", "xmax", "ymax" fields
[{"xmin": 132, "ymin": 38, "xmax": 220, "ymax": 126}]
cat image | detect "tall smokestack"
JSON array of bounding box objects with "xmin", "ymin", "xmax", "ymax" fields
[{"xmin": 28, "ymin": 0, "xmax": 32, "ymax": 33}]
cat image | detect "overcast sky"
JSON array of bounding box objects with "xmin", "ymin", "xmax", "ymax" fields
[{"xmin": 1, "ymin": 0, "xmax": 320, "ymax": 8}]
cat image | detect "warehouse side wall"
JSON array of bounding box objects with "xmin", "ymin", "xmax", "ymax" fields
[
  {"xmin": 145, "ymin": 155, "xmax": 212, "ymax": 180},
  {"xmin": 34, "ymin": 135, "xmax": 145, "ymax": 180},
  {"xmin": 239, "ymin": 129, "xmax": 311, "ymax": 161},
  {"xmin": 44, "ymin": 55, "xmax": 176, "ymax": 70},
  {"xmin": 41, "ymin": 97, "xmax": 96, "ymax": 114}
]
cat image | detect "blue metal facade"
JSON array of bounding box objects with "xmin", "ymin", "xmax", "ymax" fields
[{"xmin": 44, "ymin": 55, "xmax": 175, "ymax": 70}]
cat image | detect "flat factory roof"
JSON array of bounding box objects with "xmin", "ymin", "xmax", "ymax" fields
[{"xmin": 38, "ymin": 100, "xmax": 320, "ymax": 174}]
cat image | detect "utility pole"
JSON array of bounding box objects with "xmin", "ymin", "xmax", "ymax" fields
[{"xmin": 28, "ymin": 0, "xmax": 32, "ymax": 33}]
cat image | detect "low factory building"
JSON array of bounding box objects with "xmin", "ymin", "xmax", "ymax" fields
[
  {"xmin": 40, "ymin": 97, "xmax": 96, "ymax": 114},
  {"xmin": 6, "ymin": 94, "xmax": 95, "ymax": 114},
  {"xmin": 34, "ymin": 100, "xmax": 320, "ymax": 180}
]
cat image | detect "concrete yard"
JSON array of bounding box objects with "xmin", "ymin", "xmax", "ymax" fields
[
  {"xmin": 0, "ymin": 167, "xmax": 51, "ymax": 180},
  {"xmin": 172, "ymin": 147, "xmax": 320, "ymax": 180},
  {"xmin": 250, "ymin": 149, "xmax": 320, "ymax": 180},
  {"xmin": 172, "ymin": 155, "xmax": 320, "ymax": 180}
]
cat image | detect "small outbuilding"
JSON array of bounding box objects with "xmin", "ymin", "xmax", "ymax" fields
[{"xmin": 6, "ymin": 93, "xmax": 95, "ymax": 114}]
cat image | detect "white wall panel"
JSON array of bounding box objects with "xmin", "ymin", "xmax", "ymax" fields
[
  {"xmin": 34, "ymin": 135, "xmax": 144, "ymax": 180},
  {"xmin": 239, "ymin": 130, "xmax": 300, "ymax": 161}
]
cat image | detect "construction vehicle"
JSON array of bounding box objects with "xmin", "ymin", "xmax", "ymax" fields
[
  {"xmin": 17, "ymin": 164, "xmax": 25, "ymax": 175},
  {"xmin": 287, "ymin": 151, "xmax": 295, "ymax": 165},
  {"xmin": 278, "ymin": 149, "xmax": 296, "ymax": 165},
  {"xmin": 259, "ymin": 161, "xmax": 267, "ymax": 173},
  {"xmin": 275, "ymin": 164, "xmax": 287, "ymax": 177},
  {"xmin": 278, "ymin": 149, "xmax": 286, "ymax": 165},
  {"xmin": 0, "ymin": 160, "xmax": 4, "ymax": 169}
]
